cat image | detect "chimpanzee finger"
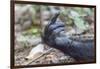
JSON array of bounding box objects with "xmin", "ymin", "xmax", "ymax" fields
[
  {"xmin": 48, "ymin": 13, "xmax": 60, "ymax": 26},
  {"xmin": 53, "ymin": 27, "xmax": 64, "ymax": 34},
  {"xmin": 48, "ymin": 22, "xmax": 65, "ymax": 33}
]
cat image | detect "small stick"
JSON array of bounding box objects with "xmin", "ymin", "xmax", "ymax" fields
[{"xmin": 24, "ymin": 48, "xmax": 53, "ymax": 65}]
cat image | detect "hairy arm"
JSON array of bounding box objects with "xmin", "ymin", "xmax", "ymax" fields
[
  {"xmin": 42, "ymin": 13, "xmax": 95, "ymax": 62},
  {"xmin": 55, "ymin": 34, "xmax": 94, "ymax": 61}
]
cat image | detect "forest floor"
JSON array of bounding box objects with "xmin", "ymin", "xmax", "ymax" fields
[{"xmin": 15, "ymin": 44, "xmax": 75, "ymax": 66}]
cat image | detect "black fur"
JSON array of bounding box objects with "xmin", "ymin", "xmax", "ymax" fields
[{"xmin": 42, "ymin": 13, "xmax": 95, "ymax": 62}]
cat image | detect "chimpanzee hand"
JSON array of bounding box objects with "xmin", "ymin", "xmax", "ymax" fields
[{"xmin": 42, "ymin": 13, "xmax": 65, "ymax": 46}]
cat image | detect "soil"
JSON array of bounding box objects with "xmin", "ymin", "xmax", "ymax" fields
[{"xmin": 15, "ymin": 45, "xmax": 75, "ymax": 66}]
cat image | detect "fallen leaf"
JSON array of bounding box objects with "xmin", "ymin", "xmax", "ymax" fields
[{"xmin": 25, "ymin": 44, "xmax": 44, "ymax": 60}]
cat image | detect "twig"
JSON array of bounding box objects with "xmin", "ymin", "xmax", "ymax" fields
[{"xmin": 24, "ymin": 48, "xmax": 53, "ymax": 65}]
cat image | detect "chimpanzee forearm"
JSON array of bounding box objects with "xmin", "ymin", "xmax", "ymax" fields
[{"xmin": 54, "ymin": 33, "xmax": 94, "ymax": 61}]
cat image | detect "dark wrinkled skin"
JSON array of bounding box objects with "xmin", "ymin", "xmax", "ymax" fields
[{"xmin": 42, "ymin": 13, "xmax": 95, "ymax": 62}]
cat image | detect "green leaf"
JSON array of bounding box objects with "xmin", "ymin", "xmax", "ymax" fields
[
  {"xmin": 32, "ymin": 28, "xmax": 38, "ymax": 33},
  {"xmin": 83, "ymin": 8, "xmax": 92, "ymax": 15},
  {"xmin": 74, "ymin": 17, "xmax": 87, "ymax": 30},
  {"xmin": 70, "ymin": 10, "xmax": 80, "ymax": 17}
]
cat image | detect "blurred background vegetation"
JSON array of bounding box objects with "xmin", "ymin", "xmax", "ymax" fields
[{"xmin": 15, "ymin": 4, "xmax": 94, "ymax": 37}]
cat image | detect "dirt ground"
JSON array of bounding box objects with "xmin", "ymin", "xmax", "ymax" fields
[{"xmin": 15, "ymin": 44, "xmax": 75, "ymax": 66}]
